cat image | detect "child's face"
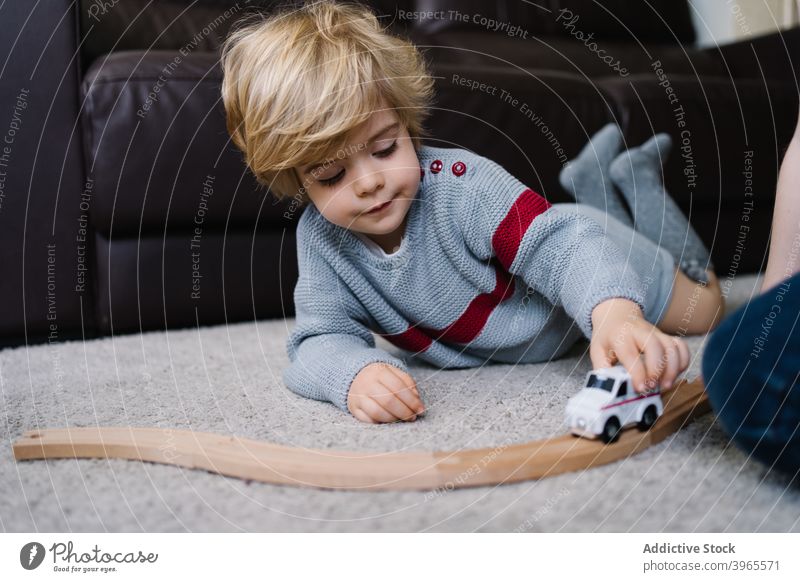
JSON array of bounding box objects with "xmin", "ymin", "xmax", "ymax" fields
[{"xmin": 296, "ymin": 107, "xmax": 421, "ymax": 248}]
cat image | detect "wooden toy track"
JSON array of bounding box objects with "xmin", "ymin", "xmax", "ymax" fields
[{"xmin": 12, "ymin": 379, "xmax": 709, "ymax": 491}]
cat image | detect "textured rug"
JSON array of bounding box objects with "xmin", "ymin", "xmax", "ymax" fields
[{"xmin": 2, "ymin": 273, "xmax": 798, "ymax": 532}]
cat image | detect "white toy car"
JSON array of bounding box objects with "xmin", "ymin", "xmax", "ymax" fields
[{"xmin": 565, "ymin": 365, "xmax": 663, "ymax": 443}]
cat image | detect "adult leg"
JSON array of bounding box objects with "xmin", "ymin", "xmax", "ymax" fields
[
  {"xmin": 702, "ymin": 272, "xmax": 800, "ymax": 477},
  {"xmin": 761, "ymin": 107, "xmax": 800, "ymax": 291}
]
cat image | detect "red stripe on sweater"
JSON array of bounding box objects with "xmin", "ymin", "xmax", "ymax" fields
[
  {"xmin": 382, "ymin": 326, "xmax": 433, "ymax": 353},
  {"xmin": 382, "ymin": 259, "xmax": 516, "ymax": 352},
  {"xmin": 491, "ymin": 188, "xmax": 551, "ymax": 271}
]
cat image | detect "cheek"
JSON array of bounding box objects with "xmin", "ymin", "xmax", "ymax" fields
[
  {"xmin": 405, "ymin": 168, "xmax": 421, "ymax": 192},
  {"xmin": 396, "ymin": 151, "xmax": 422, "ymax": 186},
  {"xmin": 319, "ymin": 190, "xmax": 355, "ymax": 225},
  {"xmin": 307, "ymin": 189, "xmax": 333, "ymax": 217}
]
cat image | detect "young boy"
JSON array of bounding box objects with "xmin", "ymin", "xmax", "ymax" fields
[{"xmin": 220, "ymin": 1, "xmax": 723, "ymax": 424}]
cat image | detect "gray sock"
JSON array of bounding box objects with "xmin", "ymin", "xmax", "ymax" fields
[
  {"xmin": 559, "ymin": 123, "xmax": 633, "ymax": 226},
  {"xmin": 609, "ymin": 133, "xmax": 712, "ymax": 283}
]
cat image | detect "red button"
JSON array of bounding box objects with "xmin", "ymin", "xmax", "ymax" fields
[
  {"xmin": 430, "ymin": 160, "xmax": 443, "ymax": 174},
  {"xmin": 452, "ymin": 161, "xmax": 466, "ymax": 176}
]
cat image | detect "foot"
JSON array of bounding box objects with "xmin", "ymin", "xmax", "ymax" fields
[
  {"xmin": 609, "ymin": 133, "xmax": 712, "ymax": 283},
  {"xmin": 559, "ymin": 123, "xmax": 632, "ymax": 226}
]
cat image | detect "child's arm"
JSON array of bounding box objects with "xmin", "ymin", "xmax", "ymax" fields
[
  {"xmin": 458, "ymin": 153, "xmax": 688, "ymax": 390},
  {"xmin": 284, "ymin": 215, "xmax": 421, "ymax": 418},
  {"xmin": 458, "ymin": 154, "xmax": 646, "ymax": 338}
]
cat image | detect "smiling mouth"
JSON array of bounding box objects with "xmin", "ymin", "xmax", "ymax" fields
[{"xmin": 365, "ymin": 196, "xmax": 395, "ymax": 214}]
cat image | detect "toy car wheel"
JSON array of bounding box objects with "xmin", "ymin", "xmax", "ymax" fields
[
  {"xmin": 638, "ymin": 405, "xmax": 658, "ymax": 431},
  {"xmin": 601, "ymin": 417, "xmax": 621, "ymax": 443}
]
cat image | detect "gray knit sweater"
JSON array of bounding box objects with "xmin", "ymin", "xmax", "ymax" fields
[{"xmin": 283, "ymin": 145, "xmax": 646, "ymax": 413}]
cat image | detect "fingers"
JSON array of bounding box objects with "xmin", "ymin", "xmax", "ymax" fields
[
  {"xmin": 615, "ymin": 342, "xmax": 647, "ymax": 393},
  {"xmin": 639, "ymin": 334, "xmax": 692, "ymax": 391},
  {"xmin": 347, "ymin": 364, "xmax": 426, "ymax": 424},
  {"xmin": 350, "ymin": 405, "xmax": 375, "ymax": 424},
  {"xmin": 590, "ymin": 312, "xmax": 695, "ymax": 394},
  {"xmin": 659, "ymin": 337, "xmax": 691, "ymax": 389},
  {"xmin": 352, "ymin": 368, "xmax": 421, "ymax": 423},
  {"xmin": 659, "ymin": 338, "xmax": 681, "ymax": 389},
  {"xmin": 384, "ymin": 367, "xmax": 425, "ymax": 415},
  {"xmin": 590, "ymin": 340, "xmax": 614, "ymax": 370},
  {"xmin": 357, "ymin": 396, "xmax": 405, "ymax": 423},
  {"xmin": 640, "ymin": 333, "xmax": 665, "ymax": 391},
  {"xmin": 675, "ymin": 337, "xmax": 691, "ymax": 372},
  {"xmin": 371, "ymin": 385, "xmax": 419, "ymax": 422}
]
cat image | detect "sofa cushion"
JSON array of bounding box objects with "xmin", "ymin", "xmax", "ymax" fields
[
  {"xmin": 413, "ymin": 31, "xmax": 727, "ymax": 79},
  {"xmin": 412, "ymin": 0, "xmax": 695, "ymax": 44},
  {"xmin": 81, "ymin": 50, "xmax": 295, "ymax": 236},
  {"xmin": 79, "ymin": 0, "xmax": 416, "ymax": 73},
  {"xmin": 93, "ymin": 228, "xmax": 298, "ymax": 334}
]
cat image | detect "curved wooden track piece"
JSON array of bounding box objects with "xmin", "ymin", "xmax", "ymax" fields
[{"xmin": 13, "ymin": 379, "xmax": 709, "ymax": 491}]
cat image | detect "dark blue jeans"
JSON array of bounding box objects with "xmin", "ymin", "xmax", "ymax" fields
[{"xmin": 702, "ymin": 272, "xmax": 800, "ymax": 477}]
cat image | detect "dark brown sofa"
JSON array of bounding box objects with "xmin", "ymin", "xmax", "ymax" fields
[{"xmin": 1, "ymin": 0, "xmax": 798, "ymax": 348}]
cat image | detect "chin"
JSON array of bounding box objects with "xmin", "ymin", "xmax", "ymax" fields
[{"xmin": 366, "ymin": 219, "xmax": 400, "ymax": 235}]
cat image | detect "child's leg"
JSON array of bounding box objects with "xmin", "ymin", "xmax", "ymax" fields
[
  {"xmin": 604, "ymin": 133, "xmax": 724, "ymax": 334},
  {"xmin": 559, "ymin": 123, "xmax": 633, "ymax": 226},
  {"xmin": 556, "ymin": 202, "xmax": 723, "ymax": 335},
  {"xmin": 554, "ymin": 202, "xmax": 678, "ymax": 326},
  {"xmin": 657, "ymin": 268, "xmax": 724, "ymax": 335},
  {"xmin": 609, "ymin": 133, "xmax": 713, "ymax": 285}
]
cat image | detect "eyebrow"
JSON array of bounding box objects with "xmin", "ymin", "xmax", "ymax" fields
[{"xmin": 302, "ymin": 121, "xmax": 400, "ymax": 176}]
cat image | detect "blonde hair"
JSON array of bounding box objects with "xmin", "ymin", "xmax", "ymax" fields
[{"xmin": 220, "ymin": 0, "xmax": 436, "ymax": 203}]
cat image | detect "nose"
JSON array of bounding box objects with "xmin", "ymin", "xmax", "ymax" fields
[{"xmin": 351, "ymin": 164, "xmax": 384, "ymax": 198}]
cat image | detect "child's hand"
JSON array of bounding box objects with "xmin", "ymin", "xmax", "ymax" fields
[
  {"xmin": 590, "ymin": 298, "xmax": 691, "ymax": 393},
  {"xmin": 347, "ymin": 362, "xmax": 425, "ymax": 423}
]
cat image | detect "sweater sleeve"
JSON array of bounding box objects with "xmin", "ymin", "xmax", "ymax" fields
[
  {"xmin": 283, "ymin": 211, "xmax": 409, "ymax": 413},
  {"xmin": 457, "ymin": 154, "xmax": 647, "ymax": 337}
]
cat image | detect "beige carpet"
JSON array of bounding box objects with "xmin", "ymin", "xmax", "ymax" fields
[{"xmin": 1, "ymin": 273, "xmax": 798, "ymax": 532}]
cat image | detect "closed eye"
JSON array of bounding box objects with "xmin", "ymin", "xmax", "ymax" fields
[
  {"xmin": 318, "ymin": 141, "xmax": 399, "ymax": 188},
  {"xmin": 374, "ymin": 140, "xmax": 398, "ymax": 159},
  {"xmin": 318, "ymin": 168, "xmax": 344, "ymax": 186}
]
